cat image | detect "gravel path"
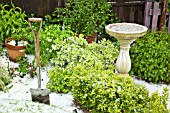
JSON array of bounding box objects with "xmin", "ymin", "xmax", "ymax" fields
[
  {"xmin": 0, "ymin": 99, "xmax": 72, "ymax": 113},
  {"xmin": 0, "ymin": 74, "xmax": 82, "ymax": 113},
  {"xmin": 0, "ymin": 52, "xmax": 83, "ymax": 113}
]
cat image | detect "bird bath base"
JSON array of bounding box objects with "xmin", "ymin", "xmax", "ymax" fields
[{"xmin": 105, "ymin": 23, "xmax": 147, "ymax": 76}]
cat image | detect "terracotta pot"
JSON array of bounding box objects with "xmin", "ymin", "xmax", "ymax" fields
[
  {"xmin": 86, "ymin": 32, "xmax": 97, "ymax": 44},
  {"xmin": 5, "ymin": 38, "xmax": 26, "ymax": 62}
]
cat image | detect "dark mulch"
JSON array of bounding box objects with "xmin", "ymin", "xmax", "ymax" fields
[{"xmin": 73, "ymin": 99, "xmax": 90, "ymax": 113}]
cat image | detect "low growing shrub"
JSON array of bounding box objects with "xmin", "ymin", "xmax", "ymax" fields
[
  {"xmin": 47, "ymin": 34, "xmax": 169, "ymax": 113},
  {"xmin": 47, "ymin": 37, "xmax": 118, "ymax": 93},
  {"xmin": 47, "ymin": 67, "xmax": 72, "ymax": 93},
  {"xmin": 70, "ymin": 64, "xmax": 169, "ymax": 113},
  {"xmin": 40, "ymin": 24, "xmax": 74, "ymax": 66},
  {"xmin": 130, "ymin": 31, "xmax": 170, "ymax": 83},
  {"xmin": 51, "ymin": 36, "xmax": 118, "ymax": 68}
]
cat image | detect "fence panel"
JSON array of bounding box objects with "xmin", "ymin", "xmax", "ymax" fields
[
  {"xmin": 0, "ymin": 0, "xmax": 146, "ymax": 24},
  {"xmin": 109, "ymin": 0, "xmax": 145, "ymax": 24},
  {"xmin": 144, "ymin": 1, "xmax": 170, "ymax": 33},
  {"xmin": 0, "ymin": 0, "xmax": 62, "ymax": 17}
]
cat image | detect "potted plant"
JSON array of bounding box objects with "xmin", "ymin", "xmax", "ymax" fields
[
  {"xmin": 5, "ymin": 27, "xmax": 29, "ymax": 62},
  {"xmin": 0, "ymin": 3, "xmax": 34, "ymax": 61},
  {"xmin": 47, "ymin": 0, "xmax": 119, "ymax": 43}
]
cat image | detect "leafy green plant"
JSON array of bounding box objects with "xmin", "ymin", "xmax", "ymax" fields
[
  {"xmin": 17, "ymin": 57, "xmax": 30, "ymax": 76},
  {"xmin": 48, "ymin": 59, "xmax": 169, "ymax": 112},
  {"xmin": 0, "ymin": 66, "xmax": 11, "ymax": 91},
  {"xmin": 39, "ymin": 24, "xmax": 74, "ymax": 66},
  {"xmin": 11, "ymin": 26, "xmax": 35, "ymax": 54},
  {"xmin": 0, "ymin": 42, "xmax": 2, "ymax": 52},
  {"xmin": 0, "ymin": 3, "xmax": 35, "ymax": 54},
  {"xmin": 17, "ymin": 56, "xmax": 36, "ymax": 77},
  {"xmin": 0, "ymin": 3, "xmax": 27, "ymax": 42},
  {"xmin": 130, "ymin": 31, "xmax": 170, "ymax": 83},
  {"xmin": 47, "ymin": 36, "xmax": 118, "ymax": 93},
  {"xmin": 8, "ymin": 56, "xmax": 36, "ymax": 78},
  {"xmin": 47, "ymin": 0, "xmax": 119, "ymax": 37}
]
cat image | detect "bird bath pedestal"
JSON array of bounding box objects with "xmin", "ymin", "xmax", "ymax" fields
[{"xmin": 105, "ymin": 23, "xmax": 147, "ymax": 76}]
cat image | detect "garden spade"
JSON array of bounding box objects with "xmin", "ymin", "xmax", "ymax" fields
[{"xmin": 28, "ymin": 18, "xmax": 50, "ymax": 104}]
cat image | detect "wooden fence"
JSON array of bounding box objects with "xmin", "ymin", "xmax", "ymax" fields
[
  {"xmin": 0, "ymin": 0, "xmax": 145, "ymax": 24},
  {"xmin": 0, "ymin": 0, "xmax": 67, "ymax": 17},
  {"xmin": 108, "ymin": 0, "xmax": 145, "ymax": 24},
  {"xmin": 144, "ymin": 1, "xmax": 170, "ymax": 33}
]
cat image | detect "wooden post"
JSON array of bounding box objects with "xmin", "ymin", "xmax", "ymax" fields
[
  {"xmin": 143, "ymin": 2, "xmax": 152, "ymax": 28},
  {"xmin": 151, "ymin": 2, "xmax": 160, "ymax": 31},
  {"xmin": 158, "ymin": 0, "xmax": 168, "ymax": 31}
]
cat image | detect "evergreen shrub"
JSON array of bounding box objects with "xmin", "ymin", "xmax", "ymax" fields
[
  {"xmin": 130, "ymin": 31, "xmax": 170, "ymax": 83},
  {"xmin": 70, "ymin": 64, "xmax": 169, "ymax": 113},
  {"xmin": 47, "ymin": 36, "xmax": 118, "ymax": 93}
]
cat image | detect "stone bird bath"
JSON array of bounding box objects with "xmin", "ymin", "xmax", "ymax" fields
[{"xmin": 105, "ymin": 23, "xmax": 148, "ymax": 76}]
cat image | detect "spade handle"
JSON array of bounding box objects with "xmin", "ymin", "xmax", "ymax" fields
[
  {"xmin": 28, "ymin": 18, "xmax": 42, "ymax": 22},
  {"xmin": 28, "ymin": 18, "xmax": 42, "ymax": 88}
]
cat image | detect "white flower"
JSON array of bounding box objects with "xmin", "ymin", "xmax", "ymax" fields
[
  {"xmin": 46, "ymin": 48, "xmax": 49, "ymax": 51},
  {"xmin": 117, "ymin": 86, "xmax": 121, "ymax": 93},
  {"xmin": 19, "ymin": 49, "xmax": 25, "ymax": 52},
  {"xmin": 62, "ymin": 26, "xmax": 65, "ymax": 30},
  {"xmin": 47, "ymin": 38, "xmax": 52, "ymax": 42},
  {"xmin": 52, "ymin": 45, "xmax": 57, "ymax": 50},
  {"xmin": 79, "ymin": 34, "xmax": 84, "ymax": 38},
  {"xmin": 92, "ymin": 83, "xmax": 96, "ymax": 87},
  {"xmin": 68, "ymin": 47, "xmax": 71, "ymax": 51},
  {"xmin": 23, "ymin": 41, "xmax": 28, "ymax": 46}
]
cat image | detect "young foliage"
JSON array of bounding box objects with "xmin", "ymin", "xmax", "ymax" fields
[
  {"xmin": 47, "ymin": 67, "xmax": 72, "ymax": 93},
  {"xmin": 46, "ymin": 0, "xmax": 119, "ymax": 37},
  {"xmin": 50, "ymin": 36, "xmax": 118, "ymax": 68},
  {"xmin": 39, "ymin": 24, "xmax": 75, "ymax": 66}
]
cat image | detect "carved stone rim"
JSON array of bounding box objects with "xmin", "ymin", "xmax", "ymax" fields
[{"xmin": 105, "ymin": 23, "xmax": 148, "ymax": 34}]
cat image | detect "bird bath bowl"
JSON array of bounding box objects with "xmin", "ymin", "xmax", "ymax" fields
[{"xmin": 105, "ymin": 23, "xmax": 148, "ymax": 76}]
